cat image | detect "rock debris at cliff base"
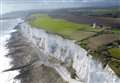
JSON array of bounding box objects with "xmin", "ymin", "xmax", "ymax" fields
[{"xmin": 6, "ymin": 31, "xmax": 67, "ymax": 83}]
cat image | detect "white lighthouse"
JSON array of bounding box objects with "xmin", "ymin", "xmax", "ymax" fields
[{"xmin": 92, "ymin": 23, "xmax": 96, "ymax": 28}]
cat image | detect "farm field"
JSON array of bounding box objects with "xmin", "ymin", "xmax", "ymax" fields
[
  {"xmin": 29, "ymin": 14, "xmax": 101, "ymax": 41},
  {"xmin": 109, "ymin": 48, "xmax": 120, "ymax": 60}
]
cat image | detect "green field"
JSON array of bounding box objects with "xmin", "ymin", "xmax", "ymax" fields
[
  {"xmin": 109, "ymin": 48, "xmax": 120, "ymax": 60},
  {"xmin": 88, "ymin": 8, "xmax": 120, "ymax": 16},
  {"xmin": 29, "ymin": 14, "xmax": 101, "ymax": 41},
  {"xmin": 112, "ymin": 29, "xmax": 120, "ymax": 34},
  {"xmin": 108, "ymin": 48, "xmax": 120, "ymax": 76},
  {"xmin": 109, "ymin": 59, "xmax": 120, "ymax": 76},
  {"xmin": 94, "ymin": 8, "xmax": 120, "ymax": 13}
]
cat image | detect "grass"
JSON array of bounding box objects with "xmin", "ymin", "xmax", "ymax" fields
[
  {"xmin": 90, "ymin": 8, "xmax": 120, "ymax": 16},
  {"xmin": 108, "ymin": 48, "xmax": 120, "ymax": 60},
  {"xmin": 109, "ymin": 59, "xmax": 120, "ymax": 76},
  {"xmin": 29, "ymin": 14, "xmax": 120, "ymax": 76},
  {"xmin": 112, "ymin": 29, "xmax": 120, "ymax": 34},
  {"xmin": 29, "ymin": 14, "xmax": 101, "ymax": 41},
  {"xmin": 94, "ymin": 8, "xmax": 120, "ymax": 13},
  {"xmin": 107, "ymin": 48, "xmax": 120, "ymax": 76}
]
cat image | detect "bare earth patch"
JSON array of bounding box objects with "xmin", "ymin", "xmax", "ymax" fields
[{"xmin": 87, "ymin": 34, "xmax": 120, "ymax": 50}]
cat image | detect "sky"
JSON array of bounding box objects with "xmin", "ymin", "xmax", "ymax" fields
[{"xmin": 1, "ymin": 0, "xmax": 120, "ymax": 14}]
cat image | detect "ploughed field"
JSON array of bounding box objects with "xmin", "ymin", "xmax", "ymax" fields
[{"xmin": 28, "ymin": 14, "xmax": 120, "ymax": 77}]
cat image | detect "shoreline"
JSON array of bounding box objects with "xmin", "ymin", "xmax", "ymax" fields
[{"xmin": 5, "ymin": 18, "xmax": 120, "ymax": 83}]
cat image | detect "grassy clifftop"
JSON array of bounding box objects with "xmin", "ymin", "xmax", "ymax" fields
[
  {"xmin": 29, "ymin": 14, "xmax": 102, "ymax": 41},
  {"xmin": 28, "ymin": 14, "xmax": 120, "ymax": 76}
]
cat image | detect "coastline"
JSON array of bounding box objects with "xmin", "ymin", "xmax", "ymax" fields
[
  {"xmin": 6, "ymin": 30, "xmax": 67, "ymax": 83},
  {"xmin": 5, "ymin": 20, "xmax": 120, "ymax": 83}
]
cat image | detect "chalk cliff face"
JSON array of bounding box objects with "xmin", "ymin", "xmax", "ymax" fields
[{"xmin": 17, "ymin": 21, "xmax": 120, "ymax": 83}]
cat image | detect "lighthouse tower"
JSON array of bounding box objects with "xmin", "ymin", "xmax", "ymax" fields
[{"xmin": 92, "ymin": 23, "xmax": 96, "ymax": 28}]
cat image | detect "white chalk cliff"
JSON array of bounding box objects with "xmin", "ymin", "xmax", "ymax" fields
[{"xmin": 17, "ymin": 21, "xmax": 120, "ymax": 83}]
